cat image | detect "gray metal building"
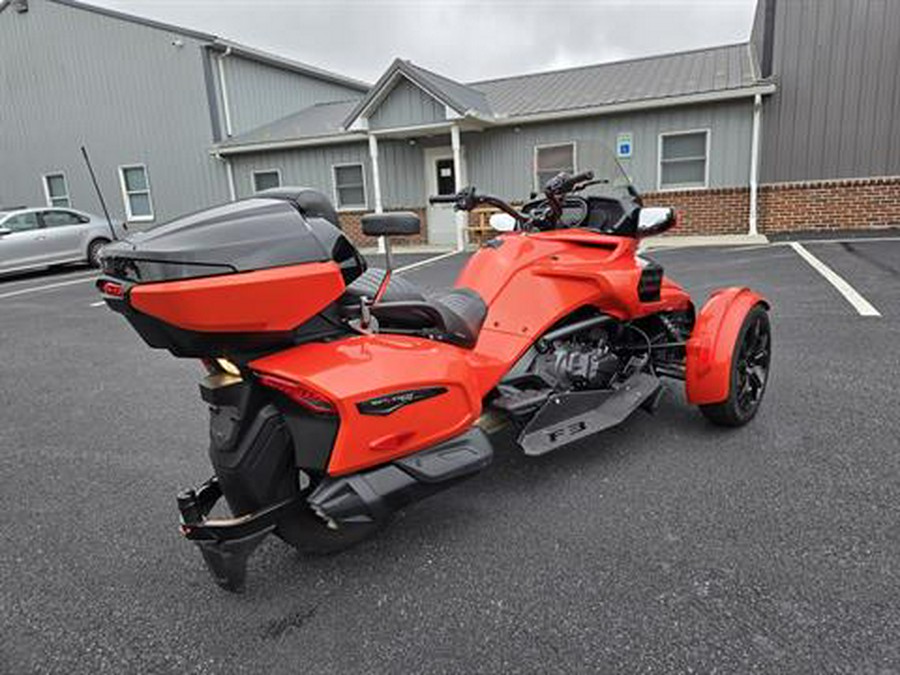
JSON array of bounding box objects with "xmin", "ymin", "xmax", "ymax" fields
[
  {"xmin": 0, "ymin": 0, "xmax": 367, "ymax": 224},
  {"xmin": 2, "ymin": 0, "xmax": 898, "ymax": 243},
  {"xmin": 219, "ymin": 49, "xmax": 773, "ymax": 245}
]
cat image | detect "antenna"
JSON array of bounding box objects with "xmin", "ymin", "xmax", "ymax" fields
[{"xmin": 80, "ymin": 145, "xmax": 118, "ymax": 241}]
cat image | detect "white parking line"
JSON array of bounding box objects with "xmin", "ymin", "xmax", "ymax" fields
[
  {"xmin": 0, "ymin": 275, "xmax": 98, "ymax": 301},
  {"xmin": 789, "ymin": 242, "xmax": 881, "ymax": 317}
]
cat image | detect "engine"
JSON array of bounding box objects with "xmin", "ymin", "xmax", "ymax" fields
[{"xmin": 533, "ymin": 332, "xmax": 620, "ymax": 390}]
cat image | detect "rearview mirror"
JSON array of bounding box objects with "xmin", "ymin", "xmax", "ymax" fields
[
  {"xmin": 637, "ymin": 207, "xmax": 676, "ymax": 237},
  {"xmin": 360, "ymin": 211, "xmax": 421, "ymax": 237},
  {"xmin": 489, "ymin": 212, "xmax": 517, "ymax": 232},
  {"xmin": 0, "ymin": 227, "xmax": 11, "ymax": 237}
]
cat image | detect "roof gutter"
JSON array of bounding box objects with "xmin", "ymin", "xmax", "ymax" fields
[
  {"xmin": 213, "ymin": 132, "xmax": 370, "ymax": 156},
  {"xmin": 492, "ymin": 83, "xmax": 776, "ymax": 126}
]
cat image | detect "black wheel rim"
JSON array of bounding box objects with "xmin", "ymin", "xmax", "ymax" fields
[{"xmin": 735, "ymin": 314, "xmax": 770, "ymax": 415}]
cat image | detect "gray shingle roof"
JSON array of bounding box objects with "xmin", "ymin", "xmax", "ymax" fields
[
  {"xmin": 471, "ymin": 43, "xmax": 760, "ymax": 118},
  {"xmin": 218, "ymin": 100, "xmax": 362, "ymax": 148},
  {"xmin": 219, "ymin": 43, "xmax": 768, "ymax": 151}
]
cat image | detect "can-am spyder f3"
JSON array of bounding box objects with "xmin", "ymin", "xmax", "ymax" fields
[{"xmin": 98, "ymin": 154, "xmax": 771, "ymax": 591}]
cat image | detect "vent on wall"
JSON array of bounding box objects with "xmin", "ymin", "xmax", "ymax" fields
[{"xmin": 14, "ymin": 0, "xmax": 27, "ymax": 12}]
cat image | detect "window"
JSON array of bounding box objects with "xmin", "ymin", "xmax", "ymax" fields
[
  {"xmin": 3, "ymin": 212, "xmax": 39, "ymax": 232},
  {"xmin": 435, "ymin": 159, "xmax": 456, "ymax": 196},
  {"xmin": 119, "ymin": 165, "xmax": 154, "ymax": 221},
  {"xmin": 659, "ymin": 130, "xmax": 709, "ymax": 189},
  {"xmin": 333, "ymin": 164, "xmax": 367, "ymax": 210},
  {"xmin": 43, "ymin": 173, "xmax": 70, "ymax": 208},
  {"xmin": 42, "ymin": 210, "xmax": 85, "ymax": 227},
  {"xmin": 535, "ymin": 143, "xmax": 576, "ymax": 190},
  {"xmin": 253, "ymin": 169, "xmax": 281, "ymax": 193}
]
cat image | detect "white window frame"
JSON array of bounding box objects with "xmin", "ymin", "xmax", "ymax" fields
[
  {"xmin": 42, "ymin": 172, "xmax": 70, "ymax": 208},
  {"xmin": 657, "ymin": 129, "xmax": 710, "ymax": 191},
  {"xmin": 332, "ymin": 162, "xmax": 368, "ymax": 211},
  {"xmin": 533, "ymin": 142, "xmax": 577, "ymax": 192},
  {"xmin": 118, "ymin": 164, "xmax": 154, "ymax": 222},
  {"xmin": 252, "ymin": 168, "xmax": 282, "ymax": 194}
]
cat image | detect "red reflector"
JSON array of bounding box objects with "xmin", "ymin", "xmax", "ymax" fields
[
  {"xmin": 256, "ymin": 373, "xmax": 336, "ymax": 414},
  {"xmin": 99, "ymin": 280, "xmax": 125, "ymax": 297}
]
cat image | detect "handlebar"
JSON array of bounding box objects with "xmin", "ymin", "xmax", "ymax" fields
[
  {"xmin": 428, "ymin": 195, "xmax": 459, "ymax": 204},
  {"xmin": 544, "ymin": 170, "xmax": 595, "ymax": 195},
  {"xmin": 426, "ymin": 169, "xmax": 597, "ymax": 230}
]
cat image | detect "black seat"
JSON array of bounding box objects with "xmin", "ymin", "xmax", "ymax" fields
[
  {"xmin": 342, "ymin": 269, "xmax": 487, "ymax": 349},
  {"xmin": 343, "ymin": 267, "xmax": 424, "ymax": 303}
]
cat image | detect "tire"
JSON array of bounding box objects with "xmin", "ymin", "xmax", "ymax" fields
[
  {"xmin": 699, "ymin": 304, "xmax": 771, "ymax": 427},
  {"xmin": 87, "ymin": 238, "xmax": 110, "ymax": 268}
]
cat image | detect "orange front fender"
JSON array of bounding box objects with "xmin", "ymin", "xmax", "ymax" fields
[{"xmin": 685, "ymin": 288, "xmax": 769, "ymax": 405}]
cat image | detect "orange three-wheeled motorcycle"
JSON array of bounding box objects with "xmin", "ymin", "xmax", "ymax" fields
[{"xmin": 98, "ymin": 158, "xmax": 771, "ymax": 591}]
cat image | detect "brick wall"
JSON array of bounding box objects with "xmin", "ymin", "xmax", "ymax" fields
[
  {"xmin": 757, "ymin": 176, "xmax": 900, "ymax": 233},
  {"xmin": 644, "ymin": 176, "xmax": 900, "ymax": 235},
  {"xmin": 643, "ymin": 187, "xmax": 749, "ymax": 235},
  {"xmin": 337, "ymin": 207, "xmax": 428, "ymax": 248}
]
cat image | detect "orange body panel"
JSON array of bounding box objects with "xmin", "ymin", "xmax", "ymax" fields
[
  {"xmin": 254, "ymin": 230, "xmax": 700, "ymax": 476},
  {"xmin": 130, "ymin": 262, "xmax": 345, "ymax": 333},
  {"xmin": 250, "ymin": 335, "xmax": 483, "ymax": 476},
  {"xmin": 685, "ymin": 288, "xmax": 769, "ymax": 404},
  {"xmin": 458, "ymin": 231, "xmax": 693, "ymax": 390}
]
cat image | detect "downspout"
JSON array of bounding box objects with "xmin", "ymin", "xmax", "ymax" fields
[
  {"xmin": 217, "ymin": 46, "xmax": 234, "ymax": 138},
  {"xmin": 748, "ymin": 93, "xmax": 762, "ymax": 237},
  {"xmin": 214, "ymin": 152, "xmax": 237, "ymax": 202}
]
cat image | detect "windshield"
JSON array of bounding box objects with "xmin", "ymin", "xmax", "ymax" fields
[{"xmin": 570, "ymin": 141, "xmax": 635, "ymax": 200}]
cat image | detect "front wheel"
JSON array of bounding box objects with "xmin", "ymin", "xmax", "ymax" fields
[{"xmin": 699, "ymin": 304, "xmax": 771, "ymax": 427}]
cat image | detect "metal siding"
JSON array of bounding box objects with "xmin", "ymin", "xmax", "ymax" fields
[
  {"xmin": 224, "ymin": 55, "xmax": 364, "ymax": 135},
  {"xmin": 463, "ymin": 100, "xmax": 753, "ymax": 199},
  {"xmin": 229, "ymin": 140, "xmax": 423, "ymax": 208},
  {"xmin": 0, "ymin": 0, "xmax": 229, "ymax": 224},
  {"xmin": 368, "ymin": 78, "xmax": 447, "ymax": 130},
  {"xmin": 760, "ymin": 0, "xmax": 900, "ymax": 182}
]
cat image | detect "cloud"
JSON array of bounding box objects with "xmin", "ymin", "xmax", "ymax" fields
[{"xmin": 94, "ymin": 0, "xmax": 757, "ymax": 83}]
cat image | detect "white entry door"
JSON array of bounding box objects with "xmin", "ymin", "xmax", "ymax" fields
[{"xmin": 424, "ymin": 147, "xmax": 465, "ymax": 246}]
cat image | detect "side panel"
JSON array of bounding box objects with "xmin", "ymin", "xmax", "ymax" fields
[
  {"xmin": 685, "ymin": 288, "xmax": 769, "ymax": 405},
  {"xmin": 458, "ymin": 232, "xmax": 692, "ymax": 393},
  {"xmin": 250, "ymin": 335, "xmax": 483, "ymax": 476},
  {"xmin": 129, "ymin": 262, "xmax": 344, "ymax": 332}
]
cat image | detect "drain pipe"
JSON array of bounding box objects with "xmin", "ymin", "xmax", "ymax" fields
[
  {"xmin": 217, "ymin": 47, "xmax": 234, "ymax": 138},
  {"xmin": 213, "ymin": 152, "xmax": 237, "ymax": 202},
  {"xmin": 748, "ymin": 93, "xmax": 762, "ymax": 237}
]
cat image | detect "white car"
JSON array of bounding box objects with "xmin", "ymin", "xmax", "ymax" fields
[{"xmin": 0, "ymin": 207, "xmax": 124, "ymax": 275}]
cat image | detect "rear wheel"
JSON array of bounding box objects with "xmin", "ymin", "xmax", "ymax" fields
[
  {"xmin": 699, "ymin": 304, "xmax": 771, "ymax": 427},
  {"xmin": 87, "ymin": 238, "xmax": 110, "ymax": 268}
]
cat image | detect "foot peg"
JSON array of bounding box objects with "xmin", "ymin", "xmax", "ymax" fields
[
  {"xmin": 177, "ymin": 477, "xmax": 303, "ymax": 592},
  {"xmin": 518, "ymin": 372, "xmax": 662, "ymax": 456}
]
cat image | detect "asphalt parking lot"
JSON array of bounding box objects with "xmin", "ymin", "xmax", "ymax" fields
[{"xmin": 1, "ymin": 239, "xmax": 899, "ymax": 674}]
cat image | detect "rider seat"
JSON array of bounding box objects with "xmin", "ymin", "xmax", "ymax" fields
[{"xmin": 343, "ymin": 268, "xmax": 487, "ymax": 349}]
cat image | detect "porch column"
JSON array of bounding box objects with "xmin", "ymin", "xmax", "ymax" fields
[
  {"xmin": 451, "ymin": 124, "xmax": 466, "ymax": 251},
  {"xmin": 368, "ymin": 133, "xmax": 386, "ymax": 252}
]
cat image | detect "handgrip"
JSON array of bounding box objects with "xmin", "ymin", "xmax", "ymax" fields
[{"xmin": 428, "ymin": 195, "xmax": 458, "ymax": 204}]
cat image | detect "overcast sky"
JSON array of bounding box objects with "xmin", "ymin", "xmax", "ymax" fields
[{"xmin": 93, "ymin": 0, "xmax": 757, "ymax": 84}]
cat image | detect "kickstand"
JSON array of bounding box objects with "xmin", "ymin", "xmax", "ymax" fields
[{"xmin": 641, "ymin": 383, "xmax": 667, "ymax": 413}]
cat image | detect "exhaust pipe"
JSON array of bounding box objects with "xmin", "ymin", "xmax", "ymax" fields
[{"xmin": 308, "ymin": 427, "xmax": 493, "ymax": 528}]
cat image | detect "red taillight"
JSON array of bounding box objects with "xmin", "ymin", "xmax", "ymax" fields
[
  {"xmin": 98, "ymin": 280, "xmax": 125, "ymax": 297},
  {"xmin": 256, "ymin": 373, "xmax": 336, "ymax": 415}
]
